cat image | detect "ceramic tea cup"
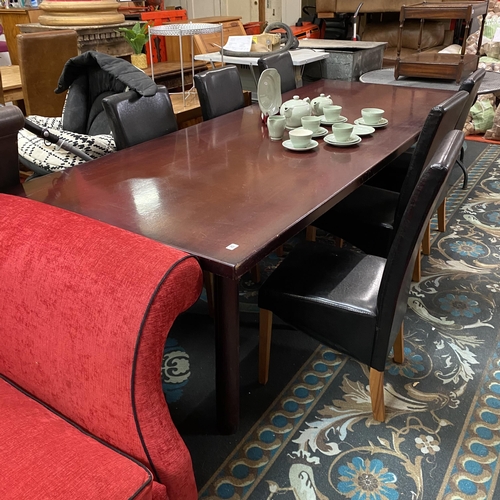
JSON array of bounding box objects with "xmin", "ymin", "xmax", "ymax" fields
[
  {"xmin": 332, "ymin": 123, "xmax": 354, "ymax": 143},
  {"xmin": 323, "ymin": 105, "xmax": 342, "ymax": 122},
  {"xmin": 301, "ymin": 115, "xmax": 321, "ymax": 133},
  {"xmin": 361, "ymin": 108, "xmax": 384, "ymax": 125},
  {"xmin": 267, "ymin": 115, "xmax": 287, "ymax": 141},
  {"xmin": 289, "ymin": 128, "xmax": 314, "ymax": 148}
]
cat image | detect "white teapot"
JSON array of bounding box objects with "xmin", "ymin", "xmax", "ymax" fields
[
  {"xmin": 311, "ymin": 94, "xmax": 333, "ymax": 116},
  {"xmin": 280, "ymin": 95, "xmax": 311, "ymax": 128}
]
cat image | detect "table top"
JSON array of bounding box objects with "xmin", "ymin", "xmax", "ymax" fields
[
  {"xmin": 400, "ymin": 1, "xmax": 488, "ymax": 18},
  {"xmin": 143, "ymin": 60, "xmax": 207, "ymax": 79},
  {"xmin": 360, "ymin": 67, "xmax": 500, "ymax": 94},
  {"xmin": 194, "ymin": 48, "xmax": 329, "ymax": 67},
  {"xmin": 299, "ymin": 39, "xmax": 387, "ymax": 51},
  {"xmin": 11, "ymin": 80, "xmax": 454, "ymax": 279},
  {"xmin": 0, "ymin": 65, "xmax": 20, "ymax": 92}
]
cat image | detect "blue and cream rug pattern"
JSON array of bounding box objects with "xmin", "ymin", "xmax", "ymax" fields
[{"xmin": 187, "ymin": 144, "xmax": 500, "ymax": 500}]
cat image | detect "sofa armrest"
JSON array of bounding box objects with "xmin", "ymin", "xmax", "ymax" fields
[
  {"xmin": 0, "ymin": 105, "xmax": 24, "ymax": 192},
  {"xmin": 0, "ymin": 194, "xmax": 203, "ymax": 500}
]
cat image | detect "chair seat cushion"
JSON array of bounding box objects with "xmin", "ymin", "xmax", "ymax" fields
[
  {"xmin": 258, "ymin": 241, "xmax": 386, "ymax": 365},
  {"xmin": 18, "ymin": 115, "xmax": 115, "ymax": 173},
  {"xmin": 0, "ymin": 377, "xmax": 153, "ymax": 500},
  {"xmin": 313, "ymin": 184, "xmax": 400, "ymax": 257}
]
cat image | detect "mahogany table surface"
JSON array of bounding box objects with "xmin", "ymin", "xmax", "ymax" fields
[
  {"xmin": 12, "ymin": 80, "xmax": 454, "ymax": 280},
  {"xmin": 10, "ymin": 80, "xmax": 455, "ymax": 433}
]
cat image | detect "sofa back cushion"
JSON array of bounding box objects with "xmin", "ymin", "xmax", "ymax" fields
[
  {"xmin": 363, "ymin": 20, "xmax": 445, "ymax": 49},
  {"xmin": 0, "ymin": 194, "xmax": 202, "ymax": 500}
]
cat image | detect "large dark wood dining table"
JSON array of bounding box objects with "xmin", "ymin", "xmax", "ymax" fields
[{"xmin": 8, "ymin": 79, "xmax": 455, "ymax": 434}]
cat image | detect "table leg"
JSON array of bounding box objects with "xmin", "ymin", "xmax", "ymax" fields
[{"xmin": 213, "ymin": 274, "xmax": 240, "ymax": 434}]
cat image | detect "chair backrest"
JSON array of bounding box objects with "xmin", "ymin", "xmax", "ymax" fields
[
  {"xmin": 102, "ymin": 86, "xmax": 178, "ymax": 150},
  {"xmin": 393, "ymin": 90, "xmax": 468, "ymax": 230},
  {"xmin": 257, "ymin": 51, "xmax": 296, "ymax": 94},
  {"xmin": 372, "ymin": 129, "xmax": 464, "ymax": 370},
  {"xmin": 58, "ymin": 51, "xmax": 157, "ymax": 136},
  {"xmin": 194, "ymin": 65, "xmax": 245, "ymax": 121},
  {"xmin": 0, "ymin": 105, "xmax": 24, "ymax": 192},
  {"xmin": 456, "ymin": 67, "xmax": 486, "ymax": 131},
  {"xmin": 17, "ymin": 30, "xmax": 78, "ymax": 117}
]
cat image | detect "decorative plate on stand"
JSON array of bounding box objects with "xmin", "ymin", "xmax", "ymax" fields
[{"xmin": 257, "ymin": 68, "xmax": 282, "ymax": 118}]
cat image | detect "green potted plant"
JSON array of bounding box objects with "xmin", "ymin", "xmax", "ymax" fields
[{"xmin": 118, "ymin": 22, "xmax": 150, "ymax": 69}]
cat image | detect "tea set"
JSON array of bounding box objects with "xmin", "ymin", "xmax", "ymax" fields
[{"xmin": 268, "ymin": 93, "xmax": 387, "ymax": 151}]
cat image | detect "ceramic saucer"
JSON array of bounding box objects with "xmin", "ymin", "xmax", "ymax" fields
[
  {"xmin": 324, "ymin": 134, "xmax": 361, "ymax": 147},
  {"xmin": 353, "ymin": 124, "xmax": 376, "ymax": 136},
  {"xmin": 311, "ymin": 126, "xmax": 328, "ymax": 138},
  {"xmin": 282, "ymin": 139, "xmax": 319, "ymax": 151},
  {"xmin": 319, "ymin": 115, "xmax": 348, "ymax": 126},
  {"xmin": 293, "ymin": 126, "xmax": 328, "ymax": 138},
  {"xmin": 354, "ymin": 117, "xmax": 388, "ymax": 128}
]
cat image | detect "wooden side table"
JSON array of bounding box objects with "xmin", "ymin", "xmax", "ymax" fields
[{"xmin": 394, "ymin": 1, "xmax": 488, "ymax": 82}]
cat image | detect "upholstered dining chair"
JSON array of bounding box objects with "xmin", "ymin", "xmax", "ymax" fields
[
  {"xmin": 311, "ymin": 90, "xmax": 468, "ymax": 276},
  {"xmin": 17, "ymin": 30, "xmax": 78, "ymax": 117},
  {"xmin": 102, "ymin": 85, "xmax": 178, "ymax": 150},
  {"xmin": 258, "ymin": 129, "xmax": 464, "ymax": 422},
  {"xmin": 434, "ymin": 68, "xmax": 485, "ymax": 233},
  {"xmin": 257, "ymin": 51, "xmax": 296, "ymax": 94},
  {"xmin": 361, "ymin": 69, "xmax": 485, "ymax": 267},
  {"xmin": 194, "ymin": 65, "xmax": 246, "ymax": 121}
]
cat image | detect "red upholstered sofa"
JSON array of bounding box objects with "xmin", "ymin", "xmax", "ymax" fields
[{"xmin": 0, "ymin": 193, "xmax": 203, "ymax": 500}]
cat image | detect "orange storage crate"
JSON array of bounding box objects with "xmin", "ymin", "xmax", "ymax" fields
[{"xmin": 141, "ymin": 9, "xmax": 188, "ymax": 63}]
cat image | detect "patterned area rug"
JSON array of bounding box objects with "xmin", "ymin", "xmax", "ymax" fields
[{"xmin": 186, "ymin": 143, "xmax": 500, "ymax": 500}]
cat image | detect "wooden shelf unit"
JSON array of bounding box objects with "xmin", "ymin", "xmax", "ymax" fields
[{"xmin": 394, "ymin": 1, "xmax": 489, "ymax": 82}]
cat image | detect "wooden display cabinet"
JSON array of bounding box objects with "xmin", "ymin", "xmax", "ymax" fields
[{"xmin": 394, "ymin": 1, "xmax": 489, "ymax": 82}]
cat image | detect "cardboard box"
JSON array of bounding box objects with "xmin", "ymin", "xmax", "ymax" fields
[
  {"xmin": 316, "ymin": 0, "xmax": 337, "ymax": 14},
  {"xmin": 251, "ymin": 33, "xmax": 281, "ymax": 52}
]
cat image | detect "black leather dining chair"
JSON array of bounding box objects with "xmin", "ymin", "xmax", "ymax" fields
[
  {"xmin": 102, "ymin": 85, "xmax": 178, "ymax": 150},
  {"xmin": 312, "ymin": 90, "xmax": 468, "ymax": 262},
  {"xmin": 258, "ymin": 129, "xmax": 464, "ymax": 422},
  {"xmin": 360, "ymin": 69, "xmax": 485, "ymax": 265},
  {"xmin": 257, "ymin": 51, "xmax": 296, "ymax": 94},
  {"xmin": 434, "ymin": 68, "xmax": 485, "ymax": 231},
  {"xmin": 194, "ymin": 65, "xmax": 245, "ymax": 121}
]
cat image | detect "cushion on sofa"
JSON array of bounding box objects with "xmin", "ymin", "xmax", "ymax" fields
[{"xmin": 0, "ymin": 376, "xmax": 153, "ymax": 500}]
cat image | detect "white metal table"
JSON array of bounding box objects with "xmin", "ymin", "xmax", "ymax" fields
[
  {"xmin": 194, "ymin": 49, "xmax": 330, "ymax": 93},
  {"xmin": 149, "ymin": 22, "xmax": 223, "ymax": 106}
]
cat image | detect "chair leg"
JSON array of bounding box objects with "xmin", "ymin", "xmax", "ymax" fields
[
  {"xmin": 306, "ymin": 226, "xmax": 316, "ymax": 242},
  {"xmin": 259, "ymin": 308, "xmax": 273, "ymax": 385},
  {"xmin": 203, "ymin": 271, "xmax": 215, "ymax": 318},
  {"xmin": 250, "ymin": 264, "xmax": 261, "ymax": 284},
  {"xmin": 437, "ymin": 199, "xmax": 446, "ymax": 232},
  {"xmin": 393, "ymin": 323, "xmax": 404, "ymax": 364},
  {"xmin": 369, "ymin": 368, "xmax": 385, "ymax": 422},
  {"xmin": 412, "ymin": 251, "xmax": 421, "ymax": 282},
  {"xmin": 422, "ymin": 222, "xmax": 431, "ymax": 256},
  {"xmin": 456, "ymin": 157, "xmax": 468, "ymax": 190}
]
